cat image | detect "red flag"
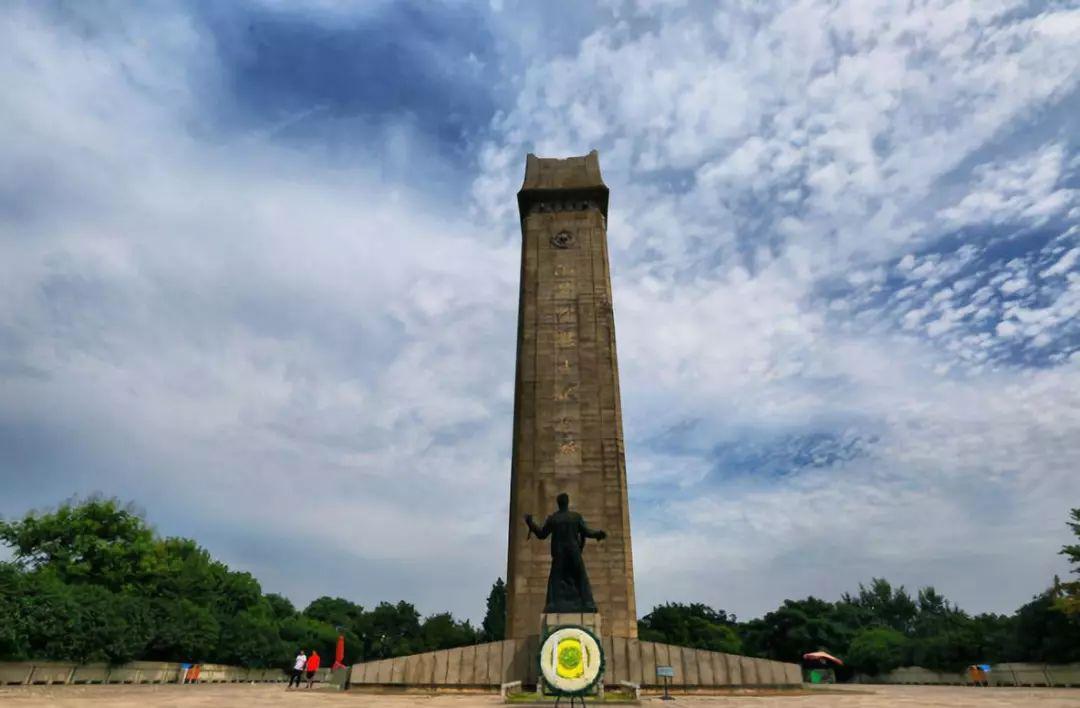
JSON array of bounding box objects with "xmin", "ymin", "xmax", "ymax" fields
[{"xmin": 333, "ymin": 634, "xmax": 345, "ymax": 669}]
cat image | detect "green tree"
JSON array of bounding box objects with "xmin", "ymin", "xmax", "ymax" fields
[
  {"xmin": 968, "ymin": 612, "xmax": 1013, "ymax": 663},
  {"xmin": 21, "ymin": 496, "xmax": 1080, "ymax": 676},
  {"xmin": 0, "ymin": 498, "xmax": 156, "ymax": 591},
  {"xmin": 365, "ymin": 601, "xmax": 423, "ymax": 658},
  {"xmin": 1057, "ymin": 508, "xmax": 1080, "ymax": 616},
  {"xmin": 14, "ymin": 571, "xmax": 151, "ymax": 664},
  {"xmin": 265, "ymin": 593, "xmax": 297, "ymax": 621},
  {"xmin": 218, "ymin": 608, "xmax": 285, "ymax": 667},
  {"xmin": 421, "ymin": 612, "xmax": 480, "ymax": 651},
  {"xmin": 0, "ymin": 498, "xmax": 273, "ymax": 666},
  {"xmin": 0, "ymin": 497, "xmax": 504, "ymax": 667},
  {"xmin": 298, "ymin": 598, "xmax": 365, "ymax": 663},
  {"xmin": 846, "ymin": 627, "xmax": 909, "ymax": 676},
  {"xmin": 145, "ymin": 598, "xmax": 220, "ymax": 662},
  {"xmin": 304, "ymin": 596, "xmax": 364, "ymax": 630},
  {"xmin": 69, "ymin": 586, "xmax": 152, "ymax": 664},
  {"xmin": 280, "ymin": 614, "xmax": 338, "ymax": 657},
  {"xmin": 639, "ymin": 603, "xmax": 742, "ymax": 654},
  {"xmin": 908, "ymin": 586, "xmax": 972, "ymax": 671},
  {"xmin": 1010, "ymin": 590, "xmax": 1080, "ymax": 664},
  {"xmin": 140, "ymin": 538, "xmax": 226, "ymax": 604},
  {"xmin": 740, "ymin": 597, "xmax": 857, "ymax": 662},
  {"xmin": 0, "ymin": 562, "xmax": 27, "ymax": 658},
  {"xmin": 842, "ymin": 578, "xmax": 917, "ymax": 634},
  {"xmin": 481, "ymin": 578, "xmax": 507, "ymax": 641}
]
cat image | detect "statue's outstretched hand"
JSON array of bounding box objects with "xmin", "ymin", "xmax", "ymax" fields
[{"xmin": 596, "ymin": 530, "xmax": 607, "ymax": 541}]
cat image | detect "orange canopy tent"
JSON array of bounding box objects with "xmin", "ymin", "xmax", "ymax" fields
[{"xmin": 803, "ymin": 651, "xmax": 843, "ymax": 665}]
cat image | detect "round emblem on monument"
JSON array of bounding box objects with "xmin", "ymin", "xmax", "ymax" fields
[
  {"xmin": 551, "ymin": 230, "xmax": 576, "ymax": 249},
  {"xmin": 538, "ymin": 625, "xmax": 604, "ymax": 695}
]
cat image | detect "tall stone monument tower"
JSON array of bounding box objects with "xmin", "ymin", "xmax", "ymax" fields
[
  {"xmin": 506, "ymin": 151, "xmax": 637, "ymax": 640},
  {"xmin": 347, "ymin": 151, "xmax": 801, "ymax": 691}
]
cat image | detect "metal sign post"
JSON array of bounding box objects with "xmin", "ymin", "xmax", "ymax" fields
[{"xmin": 656, "ymin": 666, "xmax": 675, "ymax": 701}]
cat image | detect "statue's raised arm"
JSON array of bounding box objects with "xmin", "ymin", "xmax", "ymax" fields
[{"xmin": 524, "ymin": 513, "xmax": 551, "ymax": 539}]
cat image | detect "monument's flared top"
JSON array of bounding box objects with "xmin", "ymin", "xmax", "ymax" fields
[{"xmin": 517, "ymin": 150, "xmax": 609, "ymax": 219}]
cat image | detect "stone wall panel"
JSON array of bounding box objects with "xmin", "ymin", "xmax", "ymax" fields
[
  {"xmin": 681, "ymin": 646, "xmax": 698, "ymax": 686},
  {"xmin": 665, "ymin": 644, "xmax": 684, "ymax": 687},
  {"xmin": 726, "ymin": 654, "xmax": 743, "ymax": 686},
  {"xmin": 389, "ymin": 657, "xmax": 406, "ymax": 684},
  {"xmin": 711, "ymin": 652, "xmax": 729, "ymax": 686},
  {"xmin": 433, "ymin": 650, "xmax": 449, "ymax": 685},
  {"xmin": 627, "ymin": 638, "xmax": 643, "ymax": 686},
  {"xmin": 459, "ymin": 645, "xmax": 476, "ymax": 685},
  {"xmin": 696, "ymin": 649, "xmax": 714, "ymax": 686},
  {"xmin": 639, "ymin": 641, "xmax": 657, "ymax": 686},
  {"xmin": 444, "ymin": 648, "xmax": 462, "ymax": 685}
]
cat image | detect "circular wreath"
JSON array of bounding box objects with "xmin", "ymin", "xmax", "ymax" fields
[{"xmin": 537, "ymin": 624, "xmax": 605, "ymax": 696}]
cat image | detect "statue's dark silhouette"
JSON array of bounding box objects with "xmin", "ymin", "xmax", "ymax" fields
[{"xmin": 524, "ymin": 493, "xmax": 607, "ymax": 613}]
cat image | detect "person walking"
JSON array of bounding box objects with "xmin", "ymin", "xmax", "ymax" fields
[
  {"xmin": 305, "ymin": 649, "xmax": 321, "ymax": 688},
  {"xmin": 288, "ymin": 649, "xmax": 306, "ymax": 688}
]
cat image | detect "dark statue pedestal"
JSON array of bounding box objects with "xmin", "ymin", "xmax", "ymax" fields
[
  {"xmin": 540, "ymin": 612, "xmax": 602, "ymax": 638},
  {"xmin": 537, "ymin": 613, "xmax": 604, "ymax": 699}
]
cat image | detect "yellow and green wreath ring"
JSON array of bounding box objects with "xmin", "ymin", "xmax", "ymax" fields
[{"xmin": 537, "ymin": 624, "xmax": 605, "ymax": 696}]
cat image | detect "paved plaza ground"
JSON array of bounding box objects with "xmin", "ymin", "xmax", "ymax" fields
[{"xmin": 0, "ymin": 684, "xmax": 1079, "ymax": 707}]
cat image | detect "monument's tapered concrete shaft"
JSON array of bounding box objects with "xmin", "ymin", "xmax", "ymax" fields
[{"xmin": 506, "ymin": 151, "xmax": 637, "ymax": 639}]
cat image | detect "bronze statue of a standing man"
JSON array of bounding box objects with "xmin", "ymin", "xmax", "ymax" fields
[{"xmin": 524, "ymin": 493, "xmax": 607, "ymax": 613}]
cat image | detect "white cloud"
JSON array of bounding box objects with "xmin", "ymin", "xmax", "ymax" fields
[
  {"xmin": 1, "ymin": 0, "xmax": 1078, "ymax": 624},
  {"xmin": 0, "ymin": 3, "xmax": 519, "ymax": 618},
  {"xmin": 939, "ymin": 143, "xmax": 1077, "ymax": 227},
  {"xmin": 1042, "ymin": 247, "xmax": 1079, "ymax": 278},
  {"xmin": 476, "ymin": 0, "xmax": 1080, "ymax": 617}
]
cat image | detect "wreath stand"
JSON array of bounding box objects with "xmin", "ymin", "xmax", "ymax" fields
[{"xmin": 539, "ymin": 616, "xmax": 604, "ymax": 708}]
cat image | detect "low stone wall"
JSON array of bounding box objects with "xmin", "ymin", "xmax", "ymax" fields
[
  {"xmin": 0, "ymin": 660, "xmax": 288, "ymax": 685},
  {"xmin": 863, "ymin": 663, "xmax": 1080, "ymax": 688},
  {"xmin": 991, "ymin": 663, "xmax": 1080, "ymax": 687},
  {"xmin": 863, "ymin": 666, "xmax": 966, "ymax": 685},
  {"xmin": 349, "ymin": 638, "xmax": 800, "ymax": 690},
  {"xmin": 351, "ymin": 639, "xmax": 520, "ymax": 688}
]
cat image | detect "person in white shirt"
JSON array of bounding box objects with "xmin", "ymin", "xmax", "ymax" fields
[{"xmin": 288, "ymin": 650, "xmax": 307, "ymax": 688}]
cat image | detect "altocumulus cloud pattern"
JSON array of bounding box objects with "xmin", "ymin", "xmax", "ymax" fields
[{"xmin": 0, "ymin": 0, "xmax": 1078, "ymax": 622}]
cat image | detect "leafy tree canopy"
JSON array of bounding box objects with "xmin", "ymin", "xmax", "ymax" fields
[
  {"xmin": 0, "ymin": 498, "xmax": 483, "ymax": 667},
  {"xmin": 4, "ymin": 498, "xmax": 1080, "ymax": 677},
  {"xmin": 741, "ymin": 597, "xmax": 856, "ymax": 664},
  {"xmin": 1057, "ymin": 508, "xmax": 1080, "ymax": 616},
  {"xmin": 846, "ymin": 627, "xmax": 909, "ymax": 675},
  {"xmin": 639, "ymin": 603, "xmax": 742, "ymax": 654},
  {"xmin": 482, "ymin": 578, "xmax": 507, "ymax": 642},
  {"xmin": 841, "ymin": 578, "xmax": 918, "ymax": 634}
]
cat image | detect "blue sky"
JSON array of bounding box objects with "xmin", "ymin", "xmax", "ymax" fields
[{"xmin": 1, "ymin": 0, "xmax": 1078, "ymax": 624}]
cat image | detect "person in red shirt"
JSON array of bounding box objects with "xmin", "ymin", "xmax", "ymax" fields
[{"xmin": 305, "ymin": 650, "xmax": 321, "ymax": 688}]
